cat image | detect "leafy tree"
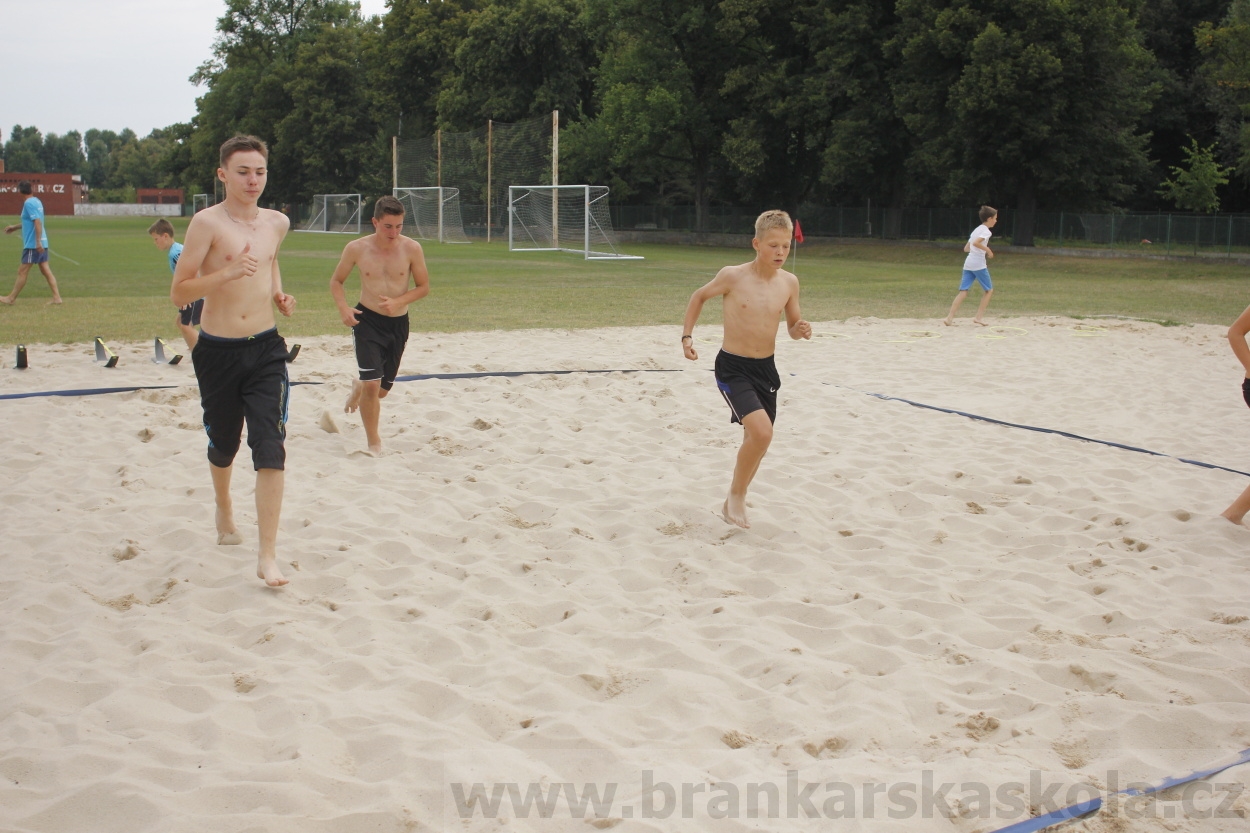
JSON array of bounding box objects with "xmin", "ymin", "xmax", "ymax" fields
[
  {"xmin": 889, "ymin": 0, "xmax": 1158, "ymax": 244},
  {"xmin": 4, "ymin": 126, "xmax": 44, "ymax": 173},
  {"xmin": 436, "ymin": 0, "xmax": 596, "ymax": 128},
  {"xmin": 39, "ymin": 132, "xmax": 87, "ymax": 175},
  {"xmin": 1198, "ymin": 1, "xmax": 1250, "ymax": 185},
  {"xmin": 575, "ymin": 0, "xmax": 750, "ymax": 229},
  {"xmin": 373, "ymin": 0, "xmax": 478, "ymax": 140},
  {"xmin": 1158, "ymin": 136, "xmax": 1233, "ymax": 210}
]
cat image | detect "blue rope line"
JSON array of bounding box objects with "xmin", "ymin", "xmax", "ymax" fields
[
  {"xmin": 0, "ymin": 368, "xmax": 679, "ymax": 402},
  {"xmin": 826, "ymin": 382, "xmax": 1250, "ymax": 479}
]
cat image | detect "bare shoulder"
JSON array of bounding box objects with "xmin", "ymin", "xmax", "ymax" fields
[
  {"xmin": 716, "ymin": 261, "xmax": 752, "ymax": 284},
  {"xmin": 184, "ymin": 205, "xmax": 226, "ymax": 243},
  {"xmin": 401, "ymin": 235, "xmax": 426, "ymax": 259},
  {"xmin": 262, "ymin": 208, "xmax": 290, "ymax": 233}
]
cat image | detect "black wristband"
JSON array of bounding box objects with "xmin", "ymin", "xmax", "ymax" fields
[{"xmin": 681, "ymin": 335, "xmax": 692, "ymax": 341}]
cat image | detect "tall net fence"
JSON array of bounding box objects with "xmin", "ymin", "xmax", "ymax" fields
[
  {"xmin": 395, "ymin": 114, "xmax": 553, "ymax": 241},
  {"xmin": 609, "ymin": 205, "xmax": 1250, "ymax": 257}
]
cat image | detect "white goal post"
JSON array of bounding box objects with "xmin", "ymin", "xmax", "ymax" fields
[
  {"xmin": 393, "ymin": 187, "xmax": 470, "ymax": 244},
  {"xmin": 508, "ymin": 185, "xmax": 642, "ymax": 260},
  {"xmin": 298, "ymin": 193, "xmax": 363, "ymax": 234},
  {"xmin": 192, "ymin": 193, "xmax": 213, "ymax": 213}
]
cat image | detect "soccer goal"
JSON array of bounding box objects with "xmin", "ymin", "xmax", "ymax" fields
[
  {"xmin": 299, "ymin": 193, "xmax": 363, "ymax": 234},
  {"xmin": 508, "ymin": 185, "xmax": 642, "ymax": 260},
  {"xmin": 393, "ymin": 187, "xmax": 470, "ymax": 244},
  {"xmin": 192, "ymin": 194, "xmax": 213, "ymax": 213}
]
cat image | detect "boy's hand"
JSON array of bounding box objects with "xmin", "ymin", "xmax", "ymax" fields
[
  {"xmin": 683, "ymin": 338, "xmax": 698, "ymax": 361},
  {"xmin": 274, "ymin": 291, "xmax": 296, "ymax": 317},
  {"xmin": 793, "ymin": 320, "xmax": 812, "ymax": 340},
  {"xmin": 376, "ymin": 295, "xmax": 401, "ymax": 316},
  {"xmin": 339, "ymin": 306, "xmax": 361, "ymax": 327},
  {"xmin": 986, "ymin": 248, "xmax": 994, "ymax": 259},
  {"xmin": 4, "ymin": 224, "xmax": 17, "ymax": 235},
  {"xmin": 227, "ymin": 242, "xmax": 258, "ymax": 281}
]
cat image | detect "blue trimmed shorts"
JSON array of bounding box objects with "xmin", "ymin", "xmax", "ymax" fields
[
  {"xmin": 960, "ymin": 268, "xmax": 992, "ymax": 291},
  {"xmin": 21, "ymin": 248, "xmax": 49, "ymax": 265}
]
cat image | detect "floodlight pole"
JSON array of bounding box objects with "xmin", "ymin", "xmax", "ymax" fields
[
  {"xmin": 487, "ymin": 120, "xmax": 493, "ymax": 243},
  {"xmin": 391, "ymin": 136, "xmax": 397, "ymax": 192}
]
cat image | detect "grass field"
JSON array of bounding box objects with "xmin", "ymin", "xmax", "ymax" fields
[{"xmin": 1, "ymin": 215, "xmax": 1247, "ymax": 345}]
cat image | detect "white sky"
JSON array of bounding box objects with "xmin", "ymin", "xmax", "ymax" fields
[{"xmin": 0, "ymin": 0, "xmax": 391, "ymax": 140}]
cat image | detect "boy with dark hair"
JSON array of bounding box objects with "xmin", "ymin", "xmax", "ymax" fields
[
  {"xmin": 2, "ymin": 180, "xmax": 64, "ymax": 305},
  {"xmin": 171, "ymin": 134, "xmax": 296, "ymax": 587},
  {"xmin": 681, "ymin": 209, "xmax": 811, "ymax": 528},
  {"xmin": 330, "ymin": 195, "xmax": 430, "ymax": 454},
  {"xmin": 149, "ymin": 218, "xmax": 202, "ymax": 349}
]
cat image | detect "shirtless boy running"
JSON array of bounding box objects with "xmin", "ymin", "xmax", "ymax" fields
[
  {"xmin": 330, "ymin": 195, "xmax": 430, "ymax": 454},
  {"xmin": 171, "ymin": 135, "xmax": 296, "ymax": 587},
  {"xmin": 682, "ymin": 209, "xmax": 811, "ymax": 528}
]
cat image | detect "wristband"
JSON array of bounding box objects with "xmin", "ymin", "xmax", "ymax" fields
[{"xmin": 681, "ymin": 335, "xmax": 692, "ymax": 342}]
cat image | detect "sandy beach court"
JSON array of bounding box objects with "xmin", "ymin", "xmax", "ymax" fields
[{"xmin": 2, "ymin": 317, "xmax": 1250, "ymax": 832}]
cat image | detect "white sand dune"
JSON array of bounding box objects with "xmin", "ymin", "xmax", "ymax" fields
[{"xmin": 2, "ymin": 317, "xmax": 1250, "ymax": 832}]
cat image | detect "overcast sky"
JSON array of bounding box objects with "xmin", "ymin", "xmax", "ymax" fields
[{"xmin": 0, "ymin": 0, "xmax": 390, "ymax": 140}]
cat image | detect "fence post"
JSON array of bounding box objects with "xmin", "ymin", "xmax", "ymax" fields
[
  {"xmin": 1166, "ymin": 214, "xmax": 1172, "ymax": 255},
  {"xmin": 1058, "ymin": 212, "xmax": 1063, "ymax": 247},
  {"xmin": 1229, "ymin": 214, "xmax": 1234, "ymax": 258},
  {"xmin": 1109, "ymin": 214, "xmax": 1115, "ymax": 249}
]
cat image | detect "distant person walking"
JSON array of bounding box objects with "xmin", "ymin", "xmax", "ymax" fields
[
  {"xmin": 2, "ymin": 180, "xmax": 64, "ymax": 305},
  {"xmin": 944, "ymin": 205, "xmax": 997, "ymax": 326}
]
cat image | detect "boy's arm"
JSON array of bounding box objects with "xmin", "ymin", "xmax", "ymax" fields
[
  {"xmin": 973, "ymin": 235, "xmax": 993, "ymax": 258},
  {"xmin": 171, "ymin": 216, "xmax": 258, "ymax": 307},
  {"xmin": 1229, "ymin": 303, "xmax": 1250, "ymax": 376},
  {"xmin": 375, "ymin": 240, "xmax": 430, "ymax": 315},
  {"xmin": 328, "ymin": 244, "xmax": 362, "ymax": 326},
  {"xmin": 784, "ymin": 277, "xmax": 812, "ymax": 340},
  {"xmin": 271, "ymin": 216, "xmax": 295, "ymax": 317},
  {"xmin": 681, "ymin": 269, "xmax": 732, "ymax": 360},
  {"xmin": 33, "ymin": 218, "xmax": 45, "ymax": 251}
]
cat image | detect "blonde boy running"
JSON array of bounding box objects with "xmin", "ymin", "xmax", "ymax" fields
[
  {"xmin": 171, "ymin": 135, "xmax": 296, "ymax": 587},
  {"xmin": 330, "ymin": 195, "xmax": 430, "ymax": 455},
  {"xmin": 681, "ymin": 209, "xmax": 812, "ymax": 528}
]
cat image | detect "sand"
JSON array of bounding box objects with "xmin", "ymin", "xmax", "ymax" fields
[{"xmin": 2, "ymin": 316, "xmax": 1250, "ymax": 832}]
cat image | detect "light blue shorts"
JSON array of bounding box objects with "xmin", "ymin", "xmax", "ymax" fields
[{"xmin": 960, "ymin": 269, "xmax": 992, "ymax": 291}]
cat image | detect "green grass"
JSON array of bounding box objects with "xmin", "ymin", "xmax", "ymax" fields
[{"xmin": 2, "ymin": 215, "xmax": 1248, "ymax": 345}]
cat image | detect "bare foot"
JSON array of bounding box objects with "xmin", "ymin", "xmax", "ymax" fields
[
  {"xmin": 722, "ymin": 496, "xmax": 750, "ymax": 529},
  {"xmin": 257, "ymin": 556, "xmax": 289, "ymax": 587},
  {"xmin": 48, "ymin": 298, "xmax": 63, "ymax": 306},
  {"xmin": 1221, "ymin": 510, "xmax": 1247, "ymax": 526},
  {"xmin": 942, "ymin": 318, "xmax": 953, "ymax": 326},
  {"xmin": 216, "ymin": 506, "xmax": 243, "ymax": 545},
  {"xmin": 0, "ymin": 297, "xmax": 13, "ymax": 306},
  {"xmin": 368, "ymin": 443, "xmax": 383, "ymax": 456},
  {"xmin": 973, "ymin": 319, "xmax": 988, "ymax": 326},
  {"xmin": 344, "ymin": 380, "xmax": 362, "ymax": 414}
]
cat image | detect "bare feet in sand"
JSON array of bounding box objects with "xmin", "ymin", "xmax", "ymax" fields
[
  {"xmin": 216, "ymin": 506, "xmax": 243, "ymax": 545},
  {"xmin": 344, "ymin": 380, "xmax": 363, "ymax": 414},
  {"xmin": 257, "ymin": 556, "xmax": 288, "ymax": 587},
  {"xmin": 973, "ymin": 319, "xmax": 987, "ymax": 326},
  {"xmin": 943, "ymin": 317, "xmax": 952, "ymax": 326},
  {"xmin": 722, "ymin": 496, "xmax": 750, "ymax": 529}
]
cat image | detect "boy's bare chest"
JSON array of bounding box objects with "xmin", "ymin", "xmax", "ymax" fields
[{"xmin": 727, "ymin": 280, "xmax": 787, "ymax": 315}]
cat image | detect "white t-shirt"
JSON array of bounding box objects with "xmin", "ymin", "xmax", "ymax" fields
[{"xmin": 963, "ymin": 224, "xmax": 992, "ymax": 271}]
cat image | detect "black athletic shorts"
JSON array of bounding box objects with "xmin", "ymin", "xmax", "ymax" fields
[
  {"xmin": 180, "ymin": 298, "xmax": 204, "ymax": 327},
  {"xmin": 352, "ymin": 303, "xmax": 410, "ymax": 390},
  {"xmin": 714, "ymin": 349, "xmax": 780, "ymax": 424},
  {"xmin": 1242, "ymin": 377, "xmax": 1250, "ymax": 409},
  {"xmin": 192, "ymin": 327, "xmax": 290, "ymax": 471}
]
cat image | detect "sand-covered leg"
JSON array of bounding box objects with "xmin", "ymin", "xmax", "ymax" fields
[
  {"xmin": 210, "ymin": 462, "xmax": 243, "ymax": 545},
  {"xmin": 723, "ymin": 411, "xmax": 773, "ymax": 529},
  {"xmin": 255, "ymin": 468, "xmax": 288, "ymax": 586}
]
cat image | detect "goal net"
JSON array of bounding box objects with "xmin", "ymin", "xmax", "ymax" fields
[
  {"xmin": 508, "ymin": 185, "xmax": 642, "ymax": 260},
  {"xmin": 192, "ymin": 193, "xmax": 213, "ymax": 213},
  {"xmin": 393, "ymin": 187, "xmax": 470, "ymax": 244},
  {"xmin": 299, "ymin": 193, "xmax": 362, "ymax": 234}
]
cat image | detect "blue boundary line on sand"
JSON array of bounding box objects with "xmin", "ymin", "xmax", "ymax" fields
[
  {"xmin": 0, "ymin": 368, "xmax": 679, "ymax": 402},
  {"xmin": 988, "ymin": 747, "xmax": 1250, "ymax": 833},
  {"xmin": 821, "ymin": 382, "xmax": 1250, "ymax": 479}
]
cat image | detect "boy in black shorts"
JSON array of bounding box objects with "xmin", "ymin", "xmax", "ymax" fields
[
  {"xmin": 330, "ymin": 195, "xmax": 431, "ymax": 454},
  {"xmin": 171, "ymin": 135, "xmax": 296, "ymax": 587},
  {"xmin": 681, "ymin": 210, "xmax": 811, "ymax": 528}
]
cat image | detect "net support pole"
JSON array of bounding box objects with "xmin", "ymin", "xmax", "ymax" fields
[
  {"xmin": 552, "ymin": 110, "xmax": 559, "ymax": 245},
  {"xmin": 487, "ymin": 120, "xmax": 493, "ymax": 243},
  {"xmin": 436, "ymin": 130, "xmax": 442, "ymax": 188},
  {"xmin": 391, "ymin": 136, "xmax": 397, "ymax": 193}
]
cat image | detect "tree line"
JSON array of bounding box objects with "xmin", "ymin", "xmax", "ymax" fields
[{"xmin": 8, "ymin": 0, "xmax": 1250, "ymax": 243}]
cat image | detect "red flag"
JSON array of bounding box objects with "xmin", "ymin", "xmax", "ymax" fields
[{"xmin": 794, "ymin": 219, "xmax": 805, "ymax": 244}]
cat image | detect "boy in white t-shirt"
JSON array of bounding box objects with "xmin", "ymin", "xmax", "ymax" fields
[{"xmin": 944, "ymin": 205, "xmax": 998, "ymax": 326}]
